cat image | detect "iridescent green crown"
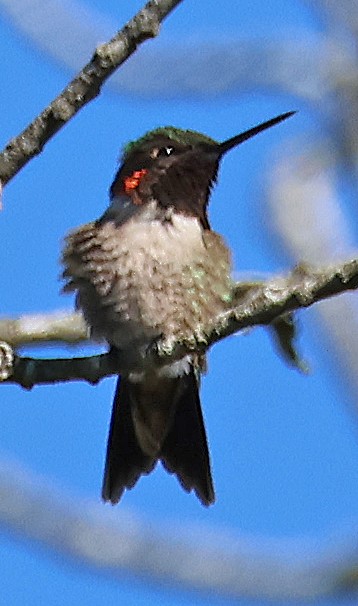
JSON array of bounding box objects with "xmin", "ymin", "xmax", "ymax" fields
[{"xmin": 123, "ymin": 127, "xmax": 217, "ymax": 156}]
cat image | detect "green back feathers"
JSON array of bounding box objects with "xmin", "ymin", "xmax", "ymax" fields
[{"xmin": 123, "ymin": 127, "xmax": 217, "ymax": 157}]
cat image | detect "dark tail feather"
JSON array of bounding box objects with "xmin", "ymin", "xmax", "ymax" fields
[
  {"xmin": 161, "ymin": 370, "xmax": 215, "ymax": 506},
  {"xmin": 102, "ymin": 369, "xmax": 215, "ymax": 506},
  {"xmin": 102, "ymin": 376, "xmax": 156, "ymax": 504}
]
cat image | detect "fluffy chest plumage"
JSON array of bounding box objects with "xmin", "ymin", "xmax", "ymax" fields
[{"xmin": 62, "ymin": 203, "xmax": 232, "ymax": 354}]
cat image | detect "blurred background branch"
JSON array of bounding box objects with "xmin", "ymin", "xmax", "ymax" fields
[
  {"xmin": 0, "ymin": 311, "xmax": 87, "ymax": 346},
  {"xmin": 0, "ymin": 456, "xmax": 357, "ymax": 601}
]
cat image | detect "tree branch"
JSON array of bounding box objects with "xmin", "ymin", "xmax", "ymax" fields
[
  {"xmin": 207, "ymin": 258, "xmax": 358, "ymax": 346},
  {"xmin": 0, "ymin": 0, "xmax": 183, "ymax": 186},
  {"xmin": 0, "ymin": 345, "xmax": 116, "ymax": 388},
  {"xmin": 0, "ymin": 310, "xmax": 87, "ymax": 347},
  {"xmin": 1, "ymin": 258, "xmax": 357, "ymax": 388}
]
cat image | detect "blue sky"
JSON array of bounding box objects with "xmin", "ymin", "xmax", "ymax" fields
[{"xmin": 1, "ymin": 1, "xmax": 358, "ymax": 605}]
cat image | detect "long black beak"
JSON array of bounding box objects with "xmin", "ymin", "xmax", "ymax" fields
[{"xmin": 217, "ymin": 111, "xmax": 296, "ymax": 157}]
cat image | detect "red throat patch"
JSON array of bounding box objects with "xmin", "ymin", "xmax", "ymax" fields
[{"xmin": 123, "ymin": 169, "xmax": 148, "ymax": 195}]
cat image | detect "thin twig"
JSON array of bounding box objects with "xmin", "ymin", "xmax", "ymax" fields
[
  {"xmin": 2, "ymin": 349, "xmax": 116, "ymax": 389},
  {"xmin": 0, "ymin": 311, "xmax": 87, "ymax": 347},
  {"xmin": 0, "ymin": 0, "xmax": 183, "ymax": 185}
]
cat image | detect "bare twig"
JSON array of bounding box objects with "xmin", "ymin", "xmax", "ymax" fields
[
  {"xmin": 0, "ymin": 0, "xmax": 183, "ymax": 185},
  {"xmin": 0, "ymin": 310, "xmax": 87, "ymax": 346},
  {"xmin": 0, "ymin": 348, "xmax": 116, "ymax": 388},
  {"xmin": 2, "ymin": 259, "xmax": 358, "ymax": 388}
]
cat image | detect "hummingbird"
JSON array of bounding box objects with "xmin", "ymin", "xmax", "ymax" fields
[{"xmin": 62, "ymin": 111, "xmax": 294, "ymax": 506}]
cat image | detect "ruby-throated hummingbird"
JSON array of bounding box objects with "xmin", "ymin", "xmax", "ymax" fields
[{"xmin": 62, "ymin": 111, "xmax": 294, "ymax": 506}]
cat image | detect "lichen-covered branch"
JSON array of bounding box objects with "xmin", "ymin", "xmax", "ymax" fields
[
  {"xmin": 217, "ymin": 258, "xmax": 358, "ymax": 340},
  {"xmin": 0, "ymin": 0, "xmax": 183, "ymax": 185},
  {"xmin": 1, "ymin": 258, "xmax": 357, "ymax": 388}
]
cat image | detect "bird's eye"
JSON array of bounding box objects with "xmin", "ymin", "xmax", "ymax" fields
[
  {"xmin": 150, "ymin": 146, "xmax": 175, "ymax": 159},
  {"xmin": 161, "ymin": 146, "xmax": 174, "ymax": 156}
]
